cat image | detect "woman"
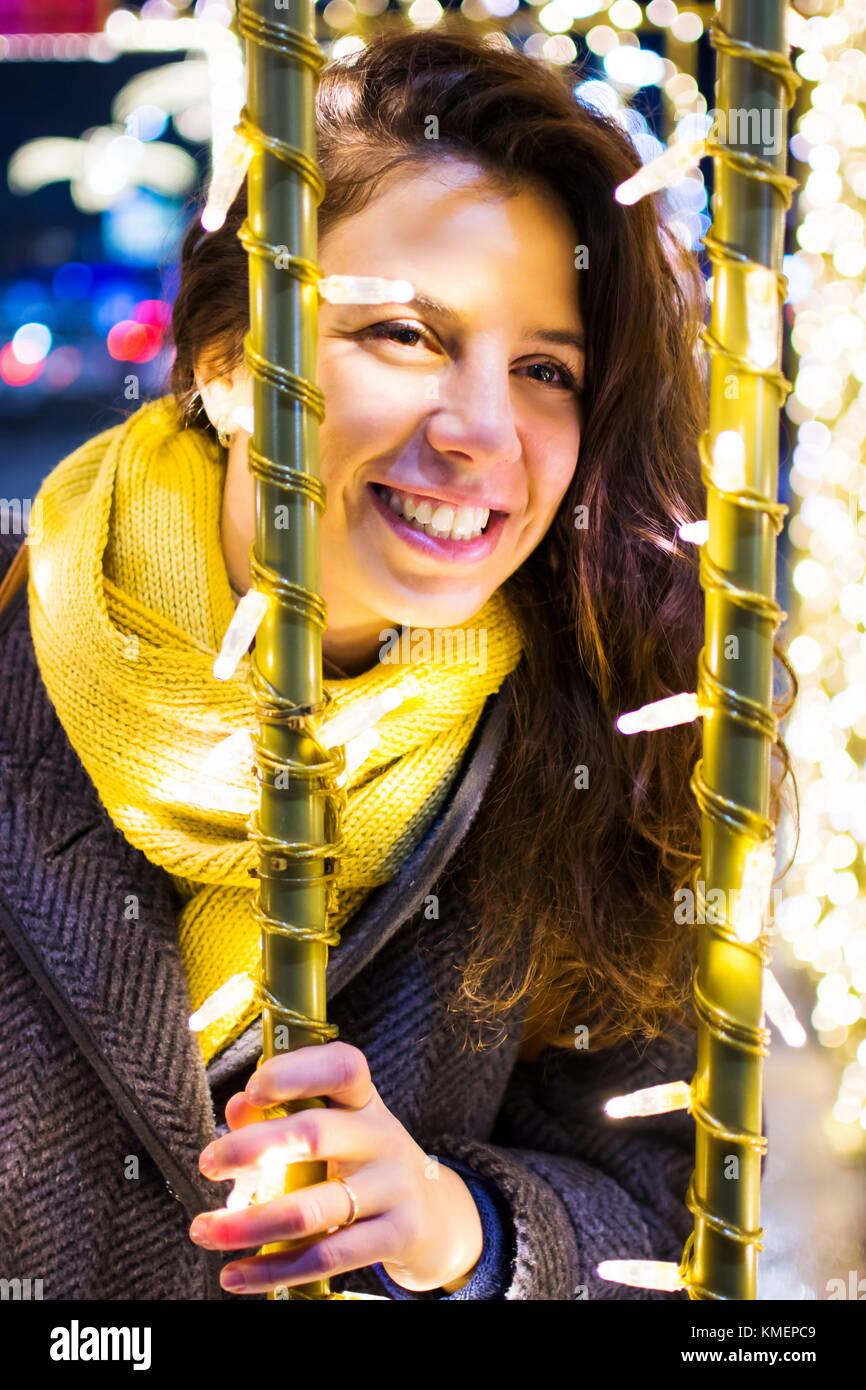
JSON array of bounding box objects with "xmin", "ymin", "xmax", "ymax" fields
[{"xmin": 0, "ymin": 26, "xmax": 793, "ymax": 1300}]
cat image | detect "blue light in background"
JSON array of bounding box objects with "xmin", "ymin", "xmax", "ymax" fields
[
  {"xmin": 4, "ymin": 279, "xmax": 51, "ymax": 325},
  {"xmin": 92, "ymin": 284, "xmax": 139, "ymax": 334},
  {"xmin": 53, "ymin": 262, "xmax": 95, "ymax": 300},
  {"xmin": 102, "ymin": 188, "xmax": 182, "ymax": 269},
  {"xmin": 126, "ymin": 104, "xmax": 169, "ymax": 142}
]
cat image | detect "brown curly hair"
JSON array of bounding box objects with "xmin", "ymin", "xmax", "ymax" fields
[{"xmin": 167, "ymin": 20, "xmax": 798, "ymax": 1052}]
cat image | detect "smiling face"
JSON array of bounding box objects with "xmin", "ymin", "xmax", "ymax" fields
[{"xmin": 219, "ymin": 156, "xmax": 585, "ymax": 673}]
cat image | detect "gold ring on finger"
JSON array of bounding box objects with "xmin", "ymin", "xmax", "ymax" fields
[{"xmin": 331, "ymin": 1175, "xmax": 360, "ymax": 1227}]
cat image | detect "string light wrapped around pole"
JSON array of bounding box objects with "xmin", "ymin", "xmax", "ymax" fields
[
  {"xmin": 682, "ymin": 2, "xmax": 800, "ymax": 1301},
  {"xmin": 601, "ymin": 2, "xmax": 803, "ymax": 1301},
  {"xmin": 234, "ymin": 0, "xmax": 347, "ymax": 1302}
]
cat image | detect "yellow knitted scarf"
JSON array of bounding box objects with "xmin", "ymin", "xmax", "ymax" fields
[{"xmin": 27, "ymin": 396, "xmax": 523, "ymax": 1064}]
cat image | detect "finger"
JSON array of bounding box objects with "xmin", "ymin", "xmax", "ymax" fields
[
  {"xmin": 190, "ymin": 1164, "xmax": 394, "ymax": 1251},
  {"xmin": 244, "ymin": 1041, "xmax": 378, "ymax": 1113},
  {"xmin": 199, "ymin": 1106, "xmax": 379, "ymax": 1179},
  {"xmin": 218, "ymin": 1214, "xmax": 403, "ymax": 1294},
  {"xmin": 225, "ymin": 1092, "xmax": 267, "ymax": 1131}
]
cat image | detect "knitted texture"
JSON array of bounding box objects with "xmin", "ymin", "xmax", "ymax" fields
[
  {"xmin": 0, "ymin": 532, "xmax": 700, "ymax": 1301},
  {"xmin": 25, "ymin": 397, "xmax": 523, "ymax": 1062}
]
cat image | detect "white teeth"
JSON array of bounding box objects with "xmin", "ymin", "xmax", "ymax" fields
[{"xmin": 378, "ymin": 486, "xmax": 490, "ymax": 541}]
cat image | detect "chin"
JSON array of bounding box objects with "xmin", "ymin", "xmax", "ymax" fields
[{"xmin": 378, "ymin": 589, "xmax": 493, "ymax": 634}]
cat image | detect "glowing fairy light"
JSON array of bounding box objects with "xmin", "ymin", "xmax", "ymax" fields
[
  {"xmin": 678, "ymin": 519, "xmax": 709, "ymax": 545},
  {"xmin": 605, "ymin": 1081, "xmax": 693, "ymax": 1119},
  {"xmin": 201, "ymin": 127, "xmax": 254, "ymax": 231},
  {"xmin": 189, "ymin": 972, "xmax": 256, "ymax": 1032},
  {"xmin": 597, "ymin": 1260, "xmax": 688, "ymax": 1292},
  {"xmin": 745, "ymin": 264, "xmax": 781, "ymax": 370},
  {"xmin": 200, "ymin": 729, "xmax": 256, "ymax": 779},
  {"xmin": 318, "ymin": 685, "xmax": 408, "ymax": 787},
  {"xmin": 226, "ymin": 1169, "xmax": 260, "ymax": 1211},
  {"xmin": 614, "ymin": 137, "xmax": 706, "ymax": 206},
  {"xmin": 764, "ymin": 969, "xmax": 807, "ymax": 1049},
  {"xmin": 317, "ymin": 686, "xmax": 406, "ymax": 748},
  {"xmin": 711, "ymin": 430, "xmax": 747, "ymax": 492},
  {"xmin": 317, "ymin": 275, "xmax": 415, "ymax": 305},
  {"xmin": 29, "ymin": 556, "xmax": 52, "ymax": 599},
  {"xmin": 335, "ymin": 727, "xmax": 380, "ymax": 785},
  {"xmin": 733, "ymin": 840, "xmax": 777, "ymax": 944},
  {"xmin": 232, "ymin": 405, "xmax": 254, "ymax": 435},
  {"xmin": 616, "ymin": 691, "xmax": 701, "ymax": 734},
  {"xmin": 213, "ymin": 590, "xmax": 269, "ymax": 680}
]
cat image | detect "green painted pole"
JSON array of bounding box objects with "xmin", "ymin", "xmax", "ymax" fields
[
  {"xmin": 234, "ymin": 0, "xmax": 344, "ymax": 1302},
  {"xmin": 681, "ymin": 3, "xmax": 801, "ymax": 1300}
]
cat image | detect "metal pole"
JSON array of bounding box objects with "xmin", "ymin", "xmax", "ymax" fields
[
  {"xmin": 682, "ymin": 2, "xmax": 800, "ymax": 1300},
  {"xmin": 235, "ymin": 0, "xmax": 345, "ymax": 1302}
]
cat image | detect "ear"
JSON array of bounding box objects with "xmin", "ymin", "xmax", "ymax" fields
[{"xmin": 194, "ymin": 364, "xmax": 254, "ymax": 437}]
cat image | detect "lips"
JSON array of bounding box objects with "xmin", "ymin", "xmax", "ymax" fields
[
  {"xmin": 367, "ymin": 479, "xmax": 510, "ymax": 517},
  {"xmin": 366, "ymin": 481, "xmax": 508, "ymax": 562}
]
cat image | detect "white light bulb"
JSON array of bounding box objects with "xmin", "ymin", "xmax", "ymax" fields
[
  {"xmin": 317, "ymin": 685, "xmax": 406, "ymax": 748},
  {"xmin": 712, "ymin": 431, "xmax": 747, "ymax": 492},
  {"xmin": 231, "ymin": 405, "xmax": 254, "ymax": 435},
  {"xmin": 678, "ymin": 519, "xmax": 710, "ymax": 544},
  {"xmin": 605, "ymin": 1081, "xmax": 693, "ymax": 1118},
  {"xmin": 597, "ymin": 1260, "xmax": 687, "ymax": 1292},
  {"xmin": 615, "ymin": 137, "xmax": 706, "ymax": 206},
  {"xmin": 201, "ymin": 129, "xmax": 253, "ymax": 232},
  {"xmin": 317, "ymin": 275, "xmax": 415, "ymax": 305},
  {"xmin": 746, "ymin": 264, "xmax": 781, "ymax": 370},
  {"xmin": 734, "ymin": 840, "xmax": 776, "ymax": 943},
  {"xmin": 764, "ymin": 968, "xmax": 808, "ymax": 1048},
  {"xmin": 189, "ymin": 972, "xmax": 256, "ymax": 1032},
  {"xmin": 213, "ymin": 590, "xmax": 269, "ymax": 680},
  {"xmin": 200, "ymin": 729, "xmax": 256, "ymax": 779},
  {"xmin": 616, "ymin": 692, "xmax": 701, "ymax": 735},
  {"xmin": 226, "ymin": 1170, "xmax": 260, "ymax": 1212}
]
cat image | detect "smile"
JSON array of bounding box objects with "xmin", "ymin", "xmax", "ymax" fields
[{"xmin": 367, "ymin": 482, "xmax": 508, "ymax": 561}]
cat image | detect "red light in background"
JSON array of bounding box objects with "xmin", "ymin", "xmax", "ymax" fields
[
  {"xmin": 0, "ymin": 1, "xmax": 110, "ymax": 34},
  {"xmin": 107, "ymin": 320, "xmax": 163, "ymax": 363},
  {"xmin": 133, "ymin": 299, "xmax": 173, "ymax": 331},
  {"xmin": 1, "ymin": 342, "xmax": 44, "ymax": 385}
]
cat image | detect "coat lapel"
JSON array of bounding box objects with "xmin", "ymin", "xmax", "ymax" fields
[{"xmin": 0, "ymin": 581, "xmax": 513, "ymax": 1225}]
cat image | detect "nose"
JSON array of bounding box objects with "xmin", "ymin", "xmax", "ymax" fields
[{"xmin": 423, "ymin": 344, "xmax": 522, "ymax": 474}]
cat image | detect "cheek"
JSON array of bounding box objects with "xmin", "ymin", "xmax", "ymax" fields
[
  {"xmin": 529, "ymin": 422, "xmax": 580, "ymax": 519},
  {"xmin": 317, "ymin": 353, "xmax": 419, "ymax": 497}
]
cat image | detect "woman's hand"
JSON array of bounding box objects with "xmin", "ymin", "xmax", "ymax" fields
[{"xmin": 189, "ymin": 1041, "xmax": 484, "ymax": 1295}]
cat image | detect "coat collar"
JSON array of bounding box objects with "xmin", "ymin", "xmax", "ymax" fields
[{"xmin": 0, "ymin": 579, "xmax": 512, "ymax": 1242}]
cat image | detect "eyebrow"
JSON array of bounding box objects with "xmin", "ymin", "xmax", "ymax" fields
[{"xmin": 380, "ymin": 291, "xmax": 586, "ymax": 354}]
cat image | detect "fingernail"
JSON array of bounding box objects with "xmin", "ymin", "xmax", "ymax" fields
[
  {"xmin": 189, "ymin": 1219, "xmax": 215, "ymax": 1248},
  {"xmin": 221, "ymin": 1269, "xmax": 246, "ymax": 1291},
  {"xmin": 199, "ymin": 1148, "xmax": 219, "ymax": 1174}
]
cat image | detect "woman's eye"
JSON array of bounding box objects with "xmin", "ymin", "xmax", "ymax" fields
[
  {"xmin": 355, "ymin": 325, "xmax": 583, "ymax": 400},
  {"xmin": 521, "ymin": 360, "xmax": 579, "ymax": 391},
  {"xmin": 359, "ymin": 321, "xmax": 434, "ymax": 349}
]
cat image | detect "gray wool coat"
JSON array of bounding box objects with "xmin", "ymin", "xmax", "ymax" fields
[{"xmin": 0, "ymin": 530, "xmax": 698, "ymax": 1301}]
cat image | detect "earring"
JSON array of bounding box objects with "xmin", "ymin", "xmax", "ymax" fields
[{"xmin": 217, "ymin": 412, "xmax": 234, "ymax": 449}]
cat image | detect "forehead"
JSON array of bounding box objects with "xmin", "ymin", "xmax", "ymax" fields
[{"xmin": 319, "ymin": 157, "xmax": 583, "ymax": 328}]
